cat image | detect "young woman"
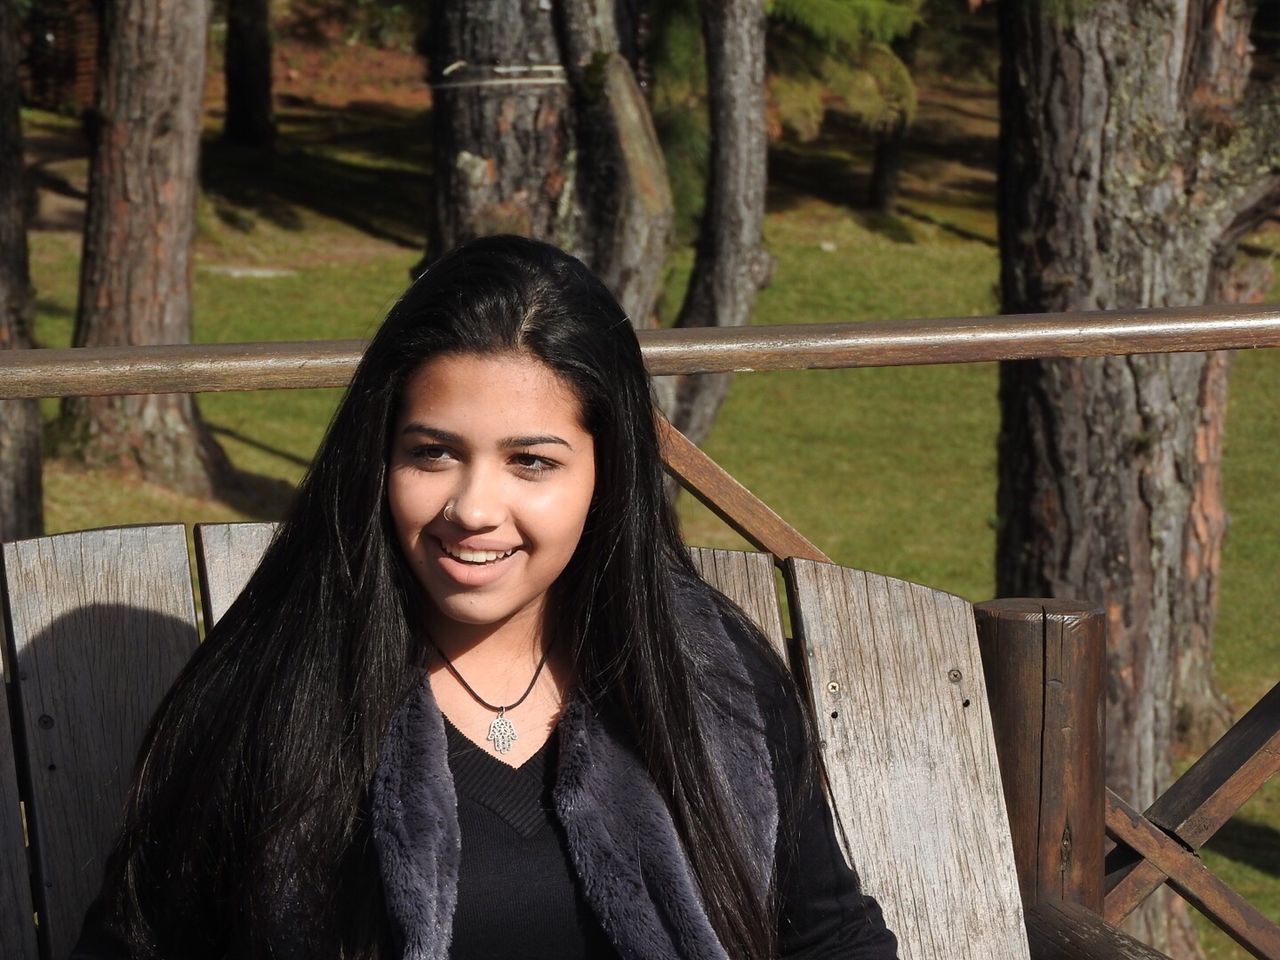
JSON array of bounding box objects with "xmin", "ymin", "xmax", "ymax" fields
[{"xmin": 74, "ymin": 235, "xmax": 899, "ymax": 960}]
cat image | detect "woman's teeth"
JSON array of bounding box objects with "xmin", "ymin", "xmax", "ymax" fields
[{"xmin": 441, "ymin": 542, "xmax": 516, "ymax": 564}]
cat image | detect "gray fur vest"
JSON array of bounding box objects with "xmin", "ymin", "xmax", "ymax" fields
[{"xmin": 370, "ymin": 584, "xmax": 779, "ymax": 960}]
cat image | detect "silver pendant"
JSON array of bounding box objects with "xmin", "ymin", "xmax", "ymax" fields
[{"xmin": 487, "ymin": 711, "xmax": 518, "ymax": 754}]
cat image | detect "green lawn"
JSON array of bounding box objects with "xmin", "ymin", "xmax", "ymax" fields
[{"xmin": 23, "ymin": 81, "xmax": 1278, "ymax": 956}]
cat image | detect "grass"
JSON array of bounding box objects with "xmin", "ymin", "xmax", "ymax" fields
[{"xmin": 21, "ymin": 67, "xmax": 1279, "ymax": 957}]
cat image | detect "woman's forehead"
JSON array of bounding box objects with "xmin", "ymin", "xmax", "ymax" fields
[{"xmin": 397, "ymin": 351, "xmax": 588, "ymax": 438}]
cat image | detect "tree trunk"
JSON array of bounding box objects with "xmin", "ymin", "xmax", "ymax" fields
[
  {"xmin": 425, "ymin": 0, "xmax": 580, "ymax": 258},
  {"xmin": 996, "ymin": 1, "xmax": 1279, "ymax": 954},
  {"xmin": 223, "ymin": 0, "xmax": 275, "ymax": 146},
  {"xmin": 665, "ymin": 0, "xmax": 773, "ymax": 443},
  {"xmin": 867, "ymin": 26, "xmax": 919, "ymax": 214},
  {"xmin": 59, "ymin": 0, "xmax": 227, "ymax": 496},
  {"xmin": 558, "ymin": 0, "xmax": 673, "ymax": 328},
  {"xmin": 0, "ymin": 0, "xmax": 42, "ymax": 541},
  {"xmin": 425, "ymin": 0, "xmax": 672, "ymax": 332}
]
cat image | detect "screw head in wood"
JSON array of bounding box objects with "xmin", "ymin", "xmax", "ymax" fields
[
  {"xmin": 826, "ymin": 681, "xmax": 840, "ymax": 694},
  {"xmin": 947, "ymin": 669, "xmax": 962, "ymax": 683}
]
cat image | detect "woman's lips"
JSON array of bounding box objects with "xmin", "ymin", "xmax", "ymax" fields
[{"xmin": 429, "ymin": 535, "xmax": 520, "ymax": 587}]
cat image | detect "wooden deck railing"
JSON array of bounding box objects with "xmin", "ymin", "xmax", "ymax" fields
[{"xmin": 2, "ymin": 303, "xmax": 1278, "ymax": 954}]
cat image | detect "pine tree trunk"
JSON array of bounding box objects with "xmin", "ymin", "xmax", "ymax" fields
[
  {"xmin": 996, "ymin": 1, "xmax": 1280, "ymax": 954},
  {"xmin": 559, "ymin": 0, "xmax": 673, "ymax": 328},
  {"xmin": 0, "ymin": 0, "xmax": 42, "ymax": 541},
  {"xmin": 666, "ymin": 0, "xmax": 772, "ymax": 443},
  {"xmin": 425, "ymin": 0, "xmax": 672, "ymax": 332},
  {"xmin": 425, "ymin": 0, "xmax": 579, "ymax": 257},
  {"xmin": 867, "ymin": 26, "xmax": 919, "ymax": 214},
  {"xmin": 223, "ymin": 0, "xmax": 275, "ymax": 145},
  {"xmin": 59, "ymin": 0, "xmax": 227, "ymax": 496}
]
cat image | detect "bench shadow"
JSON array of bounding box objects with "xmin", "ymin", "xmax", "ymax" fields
[{"xmin": 3, "ymin": 604, "xmax": 199, "ymax": 956}]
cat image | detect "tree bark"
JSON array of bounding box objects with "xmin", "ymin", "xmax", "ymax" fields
[
  {"xmin": 223, "ymin": 0, "xmax": 275, "ymax": 146},
  {"xmin": 59, "ymin": 0, "xmax": 227, "ymax": 496},
  {"xmin": 0, "ymin": 0, "xmax": 42, "ymax": 541},
  {"xmin": 425, "ymin": 0, "xmax": 580, "ymax": 258},
  {"xmin": 996, "ymin": 1, "xmax": 1279, "ymax": 954},
  {"xmin": 665, "ymin": 0, "xmax": 773, "ymax": 443},
  {"xmin": 558, "ymin": 0, "xmax": 673, "ymax": 328},
  {"xmin": 425, "ymin": 0, "xmax": 673, "ymax": 333}
]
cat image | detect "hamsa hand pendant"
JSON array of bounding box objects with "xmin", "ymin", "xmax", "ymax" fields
[{"xmin": 487, "ymin": 713, "xmax": 518, "ymax": 754}]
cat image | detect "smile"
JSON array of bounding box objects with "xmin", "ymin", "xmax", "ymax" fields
[{"xmin": 437, "ymin": 539, "xmax": 518, "ymax": 564}]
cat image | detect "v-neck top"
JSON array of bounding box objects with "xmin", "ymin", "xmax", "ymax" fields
[{"xmin": 442, "ymin": 716, "xmax": 618, "ymax": 959}]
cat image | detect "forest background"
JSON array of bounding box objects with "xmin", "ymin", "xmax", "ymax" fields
[{"xmin": 3, "ymin": 1, "xmax": 1279, "ymax": 958}]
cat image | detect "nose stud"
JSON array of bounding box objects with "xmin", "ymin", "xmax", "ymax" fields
[{"xmin": 443, "ymin": 499, "xmax": 457, "ymax": 523}]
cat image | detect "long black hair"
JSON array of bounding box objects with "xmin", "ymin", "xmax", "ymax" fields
[{"xmin": 101, "ymin": 235, "xmax": 789, "ymax": 959}]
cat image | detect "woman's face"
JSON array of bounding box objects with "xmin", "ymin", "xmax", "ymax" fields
[{"xmin": 386, "ymin": 351, "xmax": 597, "ymax": 641}]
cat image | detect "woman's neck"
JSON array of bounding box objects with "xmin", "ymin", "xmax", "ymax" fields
[
  {"xmin": 426, "ymin": 601, "xmax": 549, "ymax": 672},
  {"xmin": 424, "ymin": 606, "xmax": 576, "ymax": 766}
]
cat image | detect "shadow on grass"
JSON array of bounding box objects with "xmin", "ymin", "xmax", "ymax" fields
[
  {"xmin": 1204, "ymin": 815, "xmax": 1280, "ymax": 880},
  {"xmin": 207, "ymin": 425, "xmax": 308, "ymax": 521},
  {"xmin": 34, "ymin": 298, "xmax": 74, "ymax": 320},
  {"xmin": 214, "ymin": 466, "xmax": 299, "ymax": 522},
  {"xmin": 765, "ymin": 92, "xmax": 999, "ymax": 246},
  {"xmin": 897, "ymin": 203, "xmax": 996, "ymax": 247},
  {"xmin": 210, "ymin": 425, "xmax": 311, "ymax": 469},
  {"xmin": 201, "ymin": 100, "xmax": 431, "ymax": 249},
  {"xmin": 29, "ymin": 165, "xmax": 86, "ymax": 201},
  {"xmin": 768, "ymin": 144, "xmax": 870, "ymax": 211}
]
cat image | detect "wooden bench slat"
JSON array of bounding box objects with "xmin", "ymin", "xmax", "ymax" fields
[
  {"xmin": 687, "ymin": 547, "xmax": 786, "ymax": 660},
  {"xmin": 194, "ymin": 522, "xmax": 277, "ymax": 628},
  {"xmin": 785, "ymin": 558, "xmax": 1029, "ymax": 960},
  {"xmin": 0, "ymin": 616, "xmax": 39, "ymax": 960},
  {"xmin": 0, "ymin": 526, "xmax": 200, "ymax": 960}
]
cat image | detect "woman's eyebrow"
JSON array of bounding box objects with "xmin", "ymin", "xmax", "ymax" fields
[
  {"xmin": 400, "ymin": 423, "xmax": 462, "ymax": 443},
  {"xmin": 400, "ymin": 423, "xmax": 572, "ymax": 450},
  {"xmin": 502, "ymin": 434, "xmax": 572, "ymax": 450}
]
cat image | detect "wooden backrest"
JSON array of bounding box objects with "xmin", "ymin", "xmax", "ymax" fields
[
  {"xmin": 0, "ymin": 622, "xmax": 39, "ymax": 960},
  {"xmin": 0, "ymin": 524, "xmax": 1028, "ymax": 959},
  {"xmin": 0, "ymin": 526, "xmax": 200, "ymax": 960},
  {"xmin": 786, "ymin": 558, "xmax": 1028, "ymax": 960},
  {"xmin": 193, "ymin": 522, "xmax": 276, "ymax": 627}
]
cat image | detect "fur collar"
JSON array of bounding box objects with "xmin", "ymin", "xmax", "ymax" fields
[{"xmin": 370, "ymin": 581, "xmax": 778, "ymax": 960}]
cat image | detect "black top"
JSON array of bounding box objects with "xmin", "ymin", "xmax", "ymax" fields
[
  {"xmin": 442, "ymin": 658, "xmax": 898, "ymax": 960},
  {"xmin": 443, "ymin": 715, "xmax": 616, "ymax": 959}
]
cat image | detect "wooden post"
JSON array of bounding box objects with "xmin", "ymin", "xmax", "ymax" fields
[{"xmin": 974, "ymin": 598, "xmax": 1106, "ymax": 912}]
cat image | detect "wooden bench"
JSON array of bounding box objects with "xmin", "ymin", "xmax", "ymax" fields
[{"xmin": 0, "ymin": 523, "xmax": 1169, "ymax": 960}]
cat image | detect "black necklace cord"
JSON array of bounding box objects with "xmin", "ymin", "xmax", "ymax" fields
[{"xmin": 427, "ymin": 634, "xmax": 556, "ymax": 713}]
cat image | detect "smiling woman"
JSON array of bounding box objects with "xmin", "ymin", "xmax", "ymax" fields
[
  {"xmin": 387, "ymin": 352, "xmax": 596, "ymax": 766},
  {"xmin": 70, "ymin": 236, "xmax": 899, "ymax": 960}
]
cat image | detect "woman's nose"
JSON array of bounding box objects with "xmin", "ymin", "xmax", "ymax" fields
[{"xmin": 448, "ymin": 465, "xmax": 507, "ymax": 529}]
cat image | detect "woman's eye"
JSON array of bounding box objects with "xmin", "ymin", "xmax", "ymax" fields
[
  {"xmin": 512, "ymin": 453, "xmax": 557, "ymax": 477},
  {"xmin": 408, "ymin": 445, "xmax": 453, "ymax": 468}
]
